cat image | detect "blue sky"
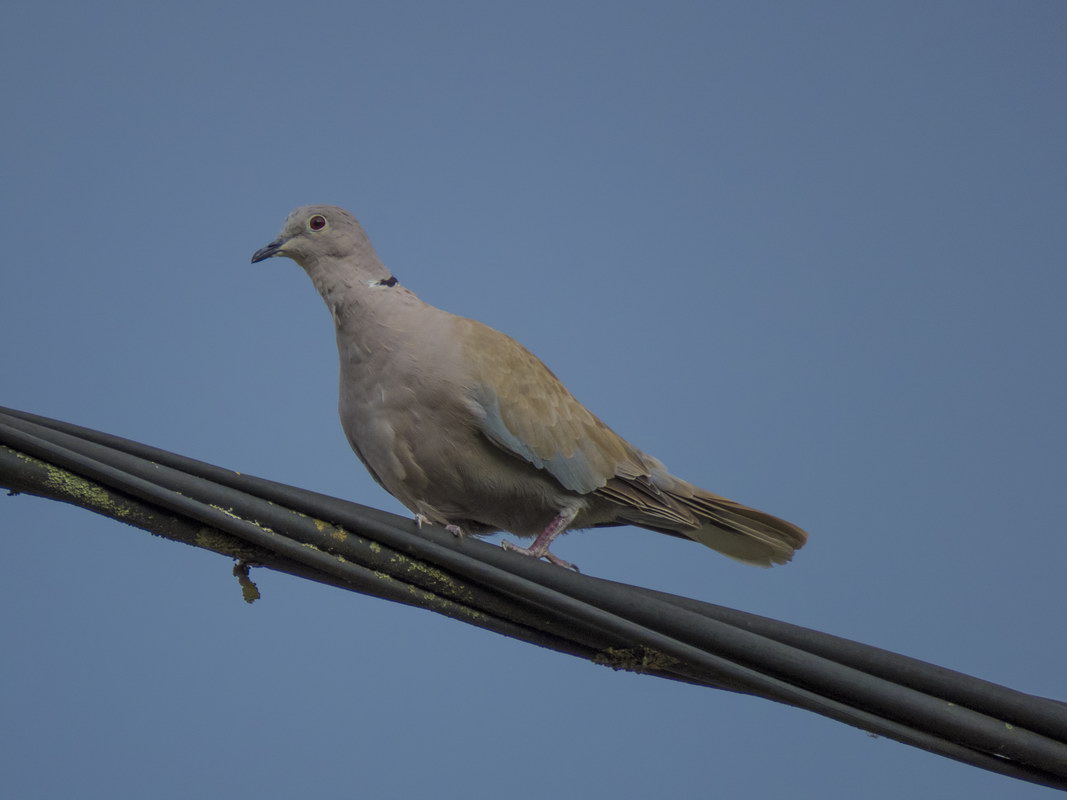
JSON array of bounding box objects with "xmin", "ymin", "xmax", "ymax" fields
[{"xmin": 2, "ymin": 2, "xmax": 1065, "ymax": 797}]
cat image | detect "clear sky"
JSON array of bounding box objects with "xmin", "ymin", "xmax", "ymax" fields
[{"xmin": 2, "ymin": 2, "xmax": 1065, "ymax": 798}]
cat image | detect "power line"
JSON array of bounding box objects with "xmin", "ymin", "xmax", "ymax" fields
[{"xmin": 2, "ymin": 405, "xmax": 1065, "ymax": 790}]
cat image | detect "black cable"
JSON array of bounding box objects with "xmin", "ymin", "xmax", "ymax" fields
[{"xmin": 2, "ymin": 406, "xmax": 1065, "ymax": 790}]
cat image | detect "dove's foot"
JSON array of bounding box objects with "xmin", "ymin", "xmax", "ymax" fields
[
  {"xmin": 501, "ymin": 509, "xmax": 579, "ymax": 571},
  {"xmin": 416, "ymin": 515, "xmax": 465, "ymax": 537},
  {"xmin": 501, "ymin": 539, "xmax": 579, "ymax": 571}
]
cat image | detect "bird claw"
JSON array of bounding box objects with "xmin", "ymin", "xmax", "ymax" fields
[
  {"xmin": 445, "ymin": 524, "xmax": 466, "ymax": 538},
  {"xmin": 501, "ymin": 539, "xmax": 580, "ymax": 572}
]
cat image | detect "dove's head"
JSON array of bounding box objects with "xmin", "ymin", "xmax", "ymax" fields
[{"xmin": 251, "ymin": 205, "xmax": 380, "ymax": 272}]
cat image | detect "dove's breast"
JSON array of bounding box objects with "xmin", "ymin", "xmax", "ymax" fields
[{"xmin": 332, "ymin": 298, "xmax": 585, "ymax": 535}]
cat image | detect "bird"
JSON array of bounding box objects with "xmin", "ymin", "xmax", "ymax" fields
[{"xmin": 252, "ymin": 205, "xmax": 807, "ymax": 570}]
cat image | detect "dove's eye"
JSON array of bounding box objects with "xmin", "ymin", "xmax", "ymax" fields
[{"xmin": 308, "ymin": 215, "xmax": 328, "ymax": 232}]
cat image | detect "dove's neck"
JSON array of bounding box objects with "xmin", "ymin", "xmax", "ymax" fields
[
  {"xmin": 304, "ymin": 255, "xmax": 434, "ymax": 356},
  {"xmin": 303, "ymin": 252, "xmax": 398, "ymax": 310}
]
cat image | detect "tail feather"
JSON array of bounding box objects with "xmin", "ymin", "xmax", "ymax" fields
[
  {"xmin": 598, "ymin": 466, "xmax": 808, "ymax": 567},
  {"xmin": 669, "ymin": 488, "xmax": 807, "ymax": 566}
]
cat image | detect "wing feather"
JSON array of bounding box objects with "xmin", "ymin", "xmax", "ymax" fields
[
  {"xmin": 458, "ymin": 318, "xmax": 807, "ymax": 565},
  {"xmin": 462, "ymin": 319, "xmax": 642, "ymax": 494}
]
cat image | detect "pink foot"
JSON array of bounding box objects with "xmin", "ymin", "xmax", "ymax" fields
[
  {"xmin": 500, "ymin": 509, "xmax": 580, "ymax": 571},
  {"xmin": 501, "ymin": 539, "xmax": 579, "ymax": 571}
]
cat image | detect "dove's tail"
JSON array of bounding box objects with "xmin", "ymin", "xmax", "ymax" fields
[
  {"xmin": 664, "ymin": 485, "xmax": 807, "ymax": 566},
  {"xmin": 604, "ymin": 467, "xmax": 808, "ymax": 566}
]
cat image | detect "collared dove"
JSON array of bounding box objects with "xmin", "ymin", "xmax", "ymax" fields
[{"xmin": 252, "ymin": 205, "xmax": 807, "ymax": 570}]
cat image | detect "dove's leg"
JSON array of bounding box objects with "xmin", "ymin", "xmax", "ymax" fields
[{"xmin": 501, "ymin": 508, "xmax": 579, "ymax": 571}]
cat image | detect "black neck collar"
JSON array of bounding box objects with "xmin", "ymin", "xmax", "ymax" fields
[{"xmin": 374, "ymin": 275, "xmax": 399, "ymax": 287}]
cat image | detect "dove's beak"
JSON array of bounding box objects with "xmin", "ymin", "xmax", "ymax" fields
[{"xmin": 251, "ymin": 237, "xmax": 289, "ymax": 263}]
